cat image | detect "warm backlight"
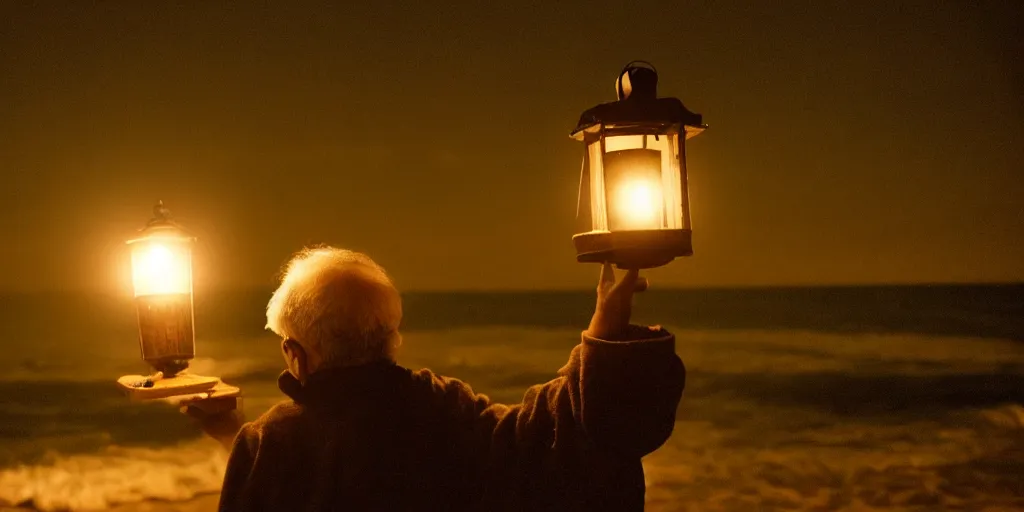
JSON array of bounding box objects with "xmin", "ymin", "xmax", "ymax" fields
[
  {"xmin": 602, "ymin": 147, "xmax": 665, "ymax": 231},
  {"xmin": 131, "ymin": 242, "xmax": 192, "ymax": 296},
  {"xmin": 612, "ymin": 177, "xmax": 664, "ymax": 230}
]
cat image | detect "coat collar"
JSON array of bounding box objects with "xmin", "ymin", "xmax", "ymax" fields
[{"xmin": 277, "ymin": 360, "xmax": 406, "ymax": 406}]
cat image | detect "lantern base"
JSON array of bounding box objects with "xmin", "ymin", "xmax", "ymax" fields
[
  {"xmin": 115, "ymin": 372, "xmax": 238, "ymax": 403},
  {"xmin": 573, "ymin": 229, "xmax": 692, "ymax": 269},
  {"xmin": 147, "ymin": 358, "xmax": 191, "ymax": 378}
]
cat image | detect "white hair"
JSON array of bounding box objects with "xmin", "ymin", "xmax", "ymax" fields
[{"xmin": 266, "ymin": 247, "xmax": 402, "ymax": 368}]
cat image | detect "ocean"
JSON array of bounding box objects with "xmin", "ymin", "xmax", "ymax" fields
[{"xmin": 0, "ymin": 285, "xmax": 1022, "ymax": 511}]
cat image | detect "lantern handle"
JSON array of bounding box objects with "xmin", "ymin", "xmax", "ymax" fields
[
  {"xmin": 616, "ymin": 61, "xmax": 659, "ymax": 101},
  {"xmin": 152, "ymin": 200, "xmax": 172, "ymax": 223}
]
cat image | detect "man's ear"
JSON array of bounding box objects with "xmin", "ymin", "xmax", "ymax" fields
[{"xmin": 281, "ymin": 338, "xmax": 309, "ymax": 383}]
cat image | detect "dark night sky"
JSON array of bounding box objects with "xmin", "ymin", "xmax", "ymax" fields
[{"xmin": 1, "ymin": 1, "xmax": 1021, "ymax": 293}]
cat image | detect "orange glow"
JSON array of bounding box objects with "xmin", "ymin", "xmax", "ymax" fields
[
  {"xmin": 130, "ymin": 242, "xmax": 192, "ymax": 296},
  {"xmin": 612, "ymin": 177, "xmax": 663, "ymax": 230}
]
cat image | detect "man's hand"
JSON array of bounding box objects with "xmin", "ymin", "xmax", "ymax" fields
[
  {"xmin": 586, "ymin": 263, "xmax": 649, "ymax": 340},
  {"xmin": 179, "ymin": 396, "xmax": 245, "ymax": 450}
]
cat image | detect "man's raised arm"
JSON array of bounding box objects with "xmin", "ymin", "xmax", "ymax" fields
[{"xmin": 432, "ymin": 262, "xmax": 685, "ymax": 462}]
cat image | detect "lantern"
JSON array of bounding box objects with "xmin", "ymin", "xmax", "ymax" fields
[
  {"xmin": 126, "ymin": 201, "xmax": 196, "ymax": 377},
  {"xmin": 571, "ymin": 61, "xmax": 706, "ymax": 269},
  {"xmin": 118, "ymin": 201, "xmax": 239, "ymax": 408}
]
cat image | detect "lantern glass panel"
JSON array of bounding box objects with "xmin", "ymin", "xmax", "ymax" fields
[
  {"xmin": 662, "ymin": 132, "xmax": 684, "ymax": 230},
  {"xmin": 130, "ymin": 238, "xmax": 193, "ymax": 297},
  {"xmin": 587, "ymin": 141, "xmax": 608, "ymax": 232},
  {"xmin": 589, "ymin": 132, "xmax": 683, "ymax": 233}
]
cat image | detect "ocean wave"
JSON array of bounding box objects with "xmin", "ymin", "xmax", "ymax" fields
[
  {"xmin": 185, "ymin": 357, "xmax": 281, "ymax": 384},
  {"xmin": 977, "ymin": 404, "xmax": 1024, "ymax": 430},
  {"xmin": 3, "ymin": 326, "xmax": 1023, "ymax": 383},
  {"xmin": 0, "ymin": 326, "xmax": 1021, "ymax": 510},
  {"xmin": 643, "ymin": 405, "xmax": 1024, "ymax": 511},
  {"xmin": 0, "ymin": 440, "xmax": 227, "ymax": 511}
]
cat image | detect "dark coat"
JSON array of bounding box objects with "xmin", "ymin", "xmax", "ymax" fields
[{"xmin": 218, "ymin": 326, "xmax": 685, "ymax": 511}]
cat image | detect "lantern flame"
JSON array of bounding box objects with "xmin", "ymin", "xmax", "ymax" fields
[
  {"xmin": 131, "ymin": 243, "xmax": 191, "ymax": 296},
  {"xmin": 612, "ymin": 177, "xmax": 663, "ymax": 230}
]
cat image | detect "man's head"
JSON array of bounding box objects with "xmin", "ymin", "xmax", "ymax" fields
[{"xmin": 266, "ymin": 247, "xmax": 402, "ymax": 382}]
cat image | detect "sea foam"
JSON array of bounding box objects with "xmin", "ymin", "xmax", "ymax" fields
[{"xmin": 0, "ymin": 440, "xmax": 227, "ymax": 511}]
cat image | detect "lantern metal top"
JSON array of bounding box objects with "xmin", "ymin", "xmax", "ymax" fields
[
  {"xmin": 571, "ymin": 61, "xmax": 707, "ymax": 142},
  {"xmin": 127, "ymin": 200, "xmax": 194, "ymax": 244}
]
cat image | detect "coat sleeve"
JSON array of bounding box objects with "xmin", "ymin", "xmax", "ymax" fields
[
  {"xmin": 218, "ymin": 423, "xmax": 259, "ymax": 512},
  {"xmin": 575, "ymin": 325, "xmax": 686, "ymax": 456},
  {"xmin": 429, "ymin": 325, "xmax": 685, "ymax": 459}
]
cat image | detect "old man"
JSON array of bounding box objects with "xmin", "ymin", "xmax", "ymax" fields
[{"xmin": 198, "ymin": 247, "xmax": 685, "ymax": 511}]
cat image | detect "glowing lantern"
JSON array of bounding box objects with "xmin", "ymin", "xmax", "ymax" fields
[
  {"xmin": 571, "ymin": 61, "xmax": 707, "ymax": 268},
  {"xmin": 126, "ymin": 201, "xmax": 196, "ymax": 377}
]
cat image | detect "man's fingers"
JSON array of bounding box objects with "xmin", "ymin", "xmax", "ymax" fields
[
  {"xmin": 634, "ymin": 276, "xmax": 649, "ymax": 293},
  {"xmin": 598, "ymin": 262, "xmax": 615, "ymax": 289},
  {"xmin": 181, "ymin": 405, "xmax": 205, "ymax": 419},
  {"xmin": 616, "ymin": 267, "xmax": 640, "ymax": 291},
  {"xmin": 599, "ymin": 264, "xmax": 647, "ymax": 296}
]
